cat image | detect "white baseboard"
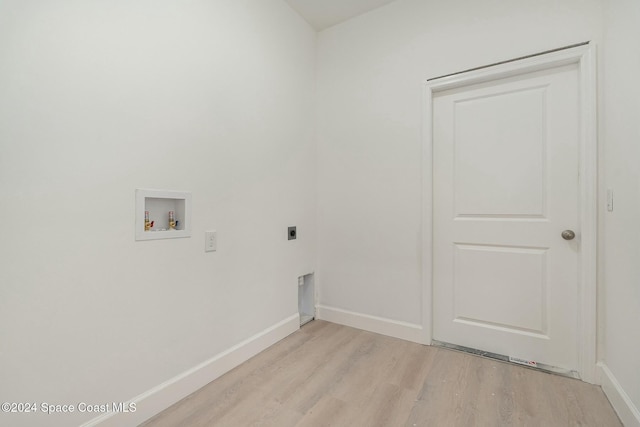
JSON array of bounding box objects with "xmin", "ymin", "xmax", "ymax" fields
[
  {"xmin": 598, "ymin": 362, "xmax": 640, "ymax": 427},
  {"xmin": 81, "ymin": 314, "xmax": 300, "ymax": 427},
  {"xmin": 316, "ymin": 305, "xmax": 424, "ymax": 344}
]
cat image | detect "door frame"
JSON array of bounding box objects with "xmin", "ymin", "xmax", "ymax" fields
[{"xmin": 421, "ymin": 43, "xmax": 598, "ymax": 383}]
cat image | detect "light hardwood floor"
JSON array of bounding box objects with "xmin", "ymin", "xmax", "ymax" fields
[{"xmin": 141, "ymin": 320, "xmax": 621, "ymax": 426}]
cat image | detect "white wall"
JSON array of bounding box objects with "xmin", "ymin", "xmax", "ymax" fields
[
  {"xmin": 0, "ymin": 1, "xmax": 316, "ymax": 426},
  {"xmin": 600, "ymin": 0, "xmax": 640, "ymax": 422},
  {"xmin": 316, "ymin": 0, "xmax": 603, "ymax": 327}
]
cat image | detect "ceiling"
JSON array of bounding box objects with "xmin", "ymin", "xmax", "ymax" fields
[{"xmin": 284, "ymin": 0, "xmax": 398, "ymax": 31}]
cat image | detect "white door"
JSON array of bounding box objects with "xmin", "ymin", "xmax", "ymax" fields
[{"xmin": 432, "ymin": 61, "xmax": 580, "ymax": 372}]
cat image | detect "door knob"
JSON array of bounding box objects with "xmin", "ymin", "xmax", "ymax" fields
[{"xmin": 561, "ymin": 230, "xmax": 576, "ymax": 240}]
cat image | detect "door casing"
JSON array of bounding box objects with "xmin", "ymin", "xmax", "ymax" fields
[{"xmin": 421, "ymin": 43, "xmax": 597, "ymax": 383}]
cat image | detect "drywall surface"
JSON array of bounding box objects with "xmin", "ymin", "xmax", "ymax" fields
[
  {"xmin": 601, "ymin": 0, "xmax": 640, "ymax": 415},
  {"xmin": 316, "ymin": 0, "xmax": 602, "ymax": 326},
  {"xmin": 284, "ymin": 0, "xmax": 397, "ymax": 30},
  {"xmin": 0, "ymin": 1, "xmax": 316, "ymax": 426}
]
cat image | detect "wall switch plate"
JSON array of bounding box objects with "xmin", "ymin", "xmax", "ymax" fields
[
  {"xmin": 288, "ymin": 226, "xmax": 297, "ymax": 240},
  {"xmin": 205, "ymin": 231, "xmax": 217, "ymax": 252}
]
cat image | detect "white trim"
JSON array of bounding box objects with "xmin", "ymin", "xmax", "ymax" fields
[
  {"xmin": 81, "ymin": 314, "xmax": 300, "ymax": 427},
  {"xmin": 422, "ymin": 43, "xmax": 598, "ymax": 382},
  {"xmin": 598, "ymin": 362, "xmax": 640, "ymax": 427},
  {"xmin": 316, "ymin": 305, "xmax": 423, "ymax": 344},
  {"xmin": 576, "ymin": 45, "xmax": 598, "ymax": 384}
]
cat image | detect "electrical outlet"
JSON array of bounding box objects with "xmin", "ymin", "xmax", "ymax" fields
[
  {"xmin": 288, "ymin": 226, "xmax": 297, "ymax": 240},
  {"xmin": 205, "ymin": 231, "xmax": 217, "ymax": 252}
]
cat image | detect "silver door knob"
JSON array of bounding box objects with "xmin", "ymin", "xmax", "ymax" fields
[{"xmin": 561, "ymin": 230, "xmax": 576, "ymax": 240}]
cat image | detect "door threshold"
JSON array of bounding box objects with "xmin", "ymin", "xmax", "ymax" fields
[{"xmin": 431, "ymin": 340, "xmax": 581, "ymax": 380}]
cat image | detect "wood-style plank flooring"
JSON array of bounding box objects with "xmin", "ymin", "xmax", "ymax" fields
[{"xmin": 141, "ymin": 320, "xmax": 621, "ymax": 426}]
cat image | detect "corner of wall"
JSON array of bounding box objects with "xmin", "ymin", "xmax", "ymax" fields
[{"xmin": 598, "ymin": 362, "xmax": 640, "ymax": 427}]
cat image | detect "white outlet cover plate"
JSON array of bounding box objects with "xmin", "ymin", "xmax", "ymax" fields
[{"xmin": 205, "ymin": 231, "xmax": 217, "ymax": 252}]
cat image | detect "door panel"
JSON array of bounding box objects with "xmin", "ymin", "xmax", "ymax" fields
[
  {"xmin": 454, "ymin": 87, "xmax": 546, "ymax": 217},
  {"xmin": 433, "ymin": 63, "xmax": 579, "ymax": 371},
  {"xmin": 453, "ymin": 243, "xmax": 547, "ymax": 335}
]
